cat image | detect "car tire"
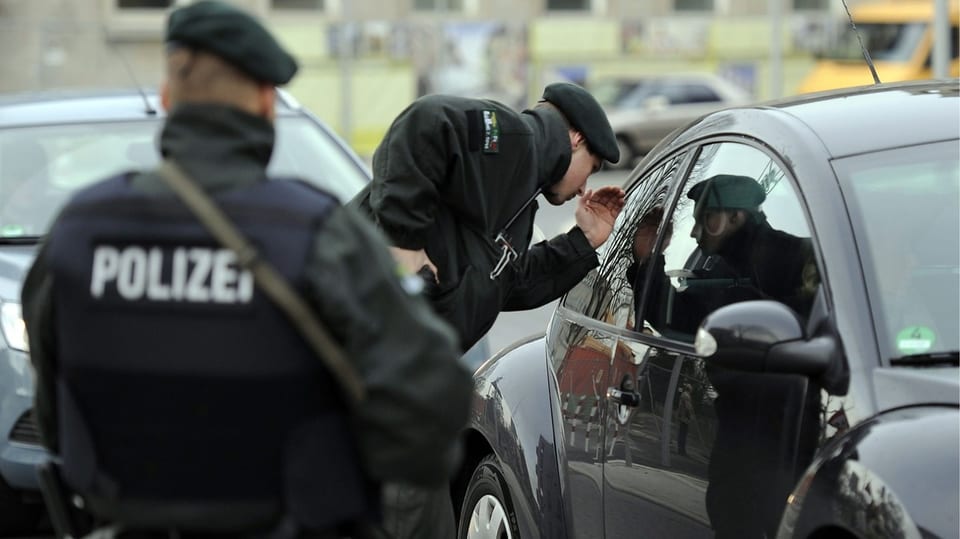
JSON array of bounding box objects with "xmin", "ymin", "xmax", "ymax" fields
[
  {"xmin": 0, "ymin": 475, "xmax": 42, "ymax": 535},
  {"xmin": 457, "ymin": 454, "xmax": 519, "ymax": 539}
]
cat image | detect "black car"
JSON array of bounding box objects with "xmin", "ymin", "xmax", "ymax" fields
[
  {"xmin": 452, "ymin": 79, "xmax": 959, "ymax": 539},
  {"xmin": 0, "ymin": 88, "xmax": 370, "ymax": 534}
]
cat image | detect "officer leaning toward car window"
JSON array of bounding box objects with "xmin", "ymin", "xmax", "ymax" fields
[
  {"xmin": 350, "ymin": 83, "xmax": 625, "ymax": 537},
  {"xmin": 21, "ymin": 1, "xmax": 472, "ymax": 538}
]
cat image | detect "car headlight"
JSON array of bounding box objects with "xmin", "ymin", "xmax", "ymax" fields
[{"xmin": 1, "ymin": 302, "xmax": 29, "ymax": 352}]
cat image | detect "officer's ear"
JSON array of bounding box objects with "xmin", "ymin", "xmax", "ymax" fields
[{"xmin": 569, "ymin": 129, "xmax": 586, "ymax": 151}]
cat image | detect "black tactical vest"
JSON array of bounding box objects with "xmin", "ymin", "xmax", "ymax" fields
[{"xmin": 45, "ymin": 174, "xmax": 376, "ymax": 531}]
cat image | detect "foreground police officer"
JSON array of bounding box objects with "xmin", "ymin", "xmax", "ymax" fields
[
  {"xmin": 21, "ymin": 2, "xmax": 471, "ymax": 537},
  {"xmin": 351, "ymin": 84, "xmax": 625, "ymax": 537}
]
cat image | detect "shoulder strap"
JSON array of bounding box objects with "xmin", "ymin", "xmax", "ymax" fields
[{"xmin": 156, "ymin": 160, "xmax": 365, "ymax": 406}]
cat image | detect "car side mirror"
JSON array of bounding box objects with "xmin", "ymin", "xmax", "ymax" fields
[{"xmin": 694, "ymin": 300, "xmax": 837, "ymax": 378}]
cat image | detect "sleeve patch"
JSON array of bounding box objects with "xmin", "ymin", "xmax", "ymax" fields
[{"xmin": 482, "ymin": 110, "xmax": 500, "ymax": 154}]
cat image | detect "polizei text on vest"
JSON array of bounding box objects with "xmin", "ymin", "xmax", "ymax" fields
[{"xmin": 90, "ymin": 245, "xmax": 254, "ymax": 303}]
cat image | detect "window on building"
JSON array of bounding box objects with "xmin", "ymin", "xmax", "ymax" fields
[
  {"xmin": 116, "ymin": 0, "xmax": 172, "ymax": 7},
  {"xmin": 674, "ymin": 0, "xmax": 713, "ymax": 11},
  {"xmin": 413, "ymin": 0, "xmax": 464, "ymax": 10},
  {"xmin": 793, "ymin": 0, "xmax": 828, "ymax": 9},
  {"xmin": 272, "ymin": 0, "xmax": 325, "ymax": 8},
  {"xmin": 547, "ymin": 0, "xmax": 590, "ymax": 10}
]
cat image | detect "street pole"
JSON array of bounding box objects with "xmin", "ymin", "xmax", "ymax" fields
[
  {"xmin": 770, "ymin": 0, "xmax": 783, "ymax": 99},
  {"xmin": 932, "ymin": 0, "xmax": 950, "ymax": 78},
  {"xmin": 339, "ymin": 1, "xmax": 353, "ymax": 147}
]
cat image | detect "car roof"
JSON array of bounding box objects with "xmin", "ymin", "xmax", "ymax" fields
[
  {"xmin": 655, "ymin": 79, "xmax": 959, "ymax": 161},
  {"xmin": 759, "ymin": 79, "xmax": 959, "ymax": 157},
  {"xmin": 0, "ymin": 87, "xmax": 305, "ymax": 128}
]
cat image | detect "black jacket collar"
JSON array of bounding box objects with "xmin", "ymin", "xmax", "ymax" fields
[
  {"xmin": 158, "ymin": 103, "xmax": 275, "ymax": 191},
  {"xmin": 521, "ymin": 107, "xmax": 572, "ymax": 190}
]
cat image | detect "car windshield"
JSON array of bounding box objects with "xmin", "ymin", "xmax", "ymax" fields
[
  {"xmin": 823, "ymin": 22, "xmax": 927, "ymax": 62},
  {"xmin": 835, "ymin": 140, "xmax": 959, "ymax": 362},
  {"xmin": 0, "ymin": 116, "xmax": 368, "ymax": 238}
]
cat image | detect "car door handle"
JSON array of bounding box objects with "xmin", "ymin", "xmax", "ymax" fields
[{"xmin": 607, "ymin": 387, "xmax": 640, "ymax": 407}]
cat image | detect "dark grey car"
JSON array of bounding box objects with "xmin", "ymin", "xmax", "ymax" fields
[
  {"xmin": 451, "ymin": 79, "xmax": 959, "ymax": 539},
  {"xmin": 0, "ymin": 88, "xmax": 370, "ymax": 535}
]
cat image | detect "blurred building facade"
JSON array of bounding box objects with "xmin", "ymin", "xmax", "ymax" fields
[{"xmin": 0, "ymin": 0, "xmax": 874, "ymax": 155}]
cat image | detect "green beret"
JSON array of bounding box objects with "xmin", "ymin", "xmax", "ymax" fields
[
  {"xmin": 541, "ymin": 82, "xmax": 620, "ymax": 164},
  {"xmin": 688, "ymin": 174, "xmax": 766, "ymax": 215},
  {"xmin": 166, "ymin": 0, "xmax": 298, "ymax": 85}
]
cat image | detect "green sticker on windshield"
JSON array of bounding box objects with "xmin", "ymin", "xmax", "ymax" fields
[{"xmin": 895, "ymin": 326, "xmax": 936, "ymax": 354}]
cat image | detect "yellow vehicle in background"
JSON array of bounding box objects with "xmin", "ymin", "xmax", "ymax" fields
[{"xmin": 798, "ymin": 0, "xmax": 959, "ymax": 93}]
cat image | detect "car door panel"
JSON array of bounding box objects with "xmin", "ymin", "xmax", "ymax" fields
[
  {"xmin": 547, "ymin": 307, "xmax": 616, "ymax": 539},
  {"xmin": 602, "ymin": 339, "xmax": 713, "ymax": 539}
]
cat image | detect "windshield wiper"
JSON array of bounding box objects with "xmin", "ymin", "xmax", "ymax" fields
[{"xmin": 890, "ymin": 351, "xmax": 960, "ymax": 367}]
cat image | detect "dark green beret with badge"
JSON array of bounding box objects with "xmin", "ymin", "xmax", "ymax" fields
[
  {"xmin": 688, "ymin": 174, "xmax": 766, "ymax": 215},
  {"xmin": 541, "ymin": 82, "xmax": 620, "ymax": 164},
  {"xmin": 165, "ymin": 0, "xmax": 298, "ymax": 85}
]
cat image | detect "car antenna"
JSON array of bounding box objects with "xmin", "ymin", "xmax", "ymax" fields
[
  {"xmin": 840, "ymin": 0, "xmax": 882, "ymax": 84},
  {"xmin": 105, "ymin": 31, "xmax": 158, "ymax": 116}
]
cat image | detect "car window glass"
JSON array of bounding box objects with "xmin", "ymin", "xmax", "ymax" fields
[
  {"xmin": 658, "ymin": 83, "xmax": 686, "ymax": 105},
  {"xmin": 0, "ymin": 121, "xmax": 159, "ymax": 237},
  {"xmin": 639, "ymin": 141, "xmax": 819, "ymax": 342},
  {"xmin": 827, "ymin": 22, "xmax": 926, "ymax": 62},
  {"xmin": 561, "ymin": 151, "xmax": 688, "ymax": 328},
  {"xmin": 618, "ymin": 82, "xmax": 661, "ymax": 108},
  {"xmin": 271, "ymin": 116, "xmax": 369, "ymax": 202},
  {"xmin": 0, "ymin": 117, "xmax": 368, "ymax": 238},
  {"xmin": 683, "ymin": 84, "xmax": 722, "ymax": 103}
]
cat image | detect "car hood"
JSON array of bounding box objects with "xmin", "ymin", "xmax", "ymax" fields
[
  {"xmin": 873, "ymin": 367, "xmax": 960, "ymax": 411},
  {"xmin": 0, "ymin": 244, "xmax": 39, "ymax": 302}
]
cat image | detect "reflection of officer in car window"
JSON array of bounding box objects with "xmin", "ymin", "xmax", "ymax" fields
[
  {"xmin": 624, "ymin": 205, "xmax": 672, "ymax": 330},
  {"xmin": 628, "ymin": 175, "xmax": 820, "ymax": 538},
  {"xmin": 632, "ymin": 174, "xmax": 818, "ymax": 336}
]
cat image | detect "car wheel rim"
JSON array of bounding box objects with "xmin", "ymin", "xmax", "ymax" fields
[{"xmin": 467, "ymin": 493, "xmax": 512, "ymax": 539}]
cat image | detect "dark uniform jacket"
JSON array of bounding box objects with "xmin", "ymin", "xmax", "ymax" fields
[
  {"xmin": 21, "ymin": 103, "xmax": 471, "ymax": 531},
  {"xmin": 351, "ymin": 95, "xmax": 600, "ymax": 349}
]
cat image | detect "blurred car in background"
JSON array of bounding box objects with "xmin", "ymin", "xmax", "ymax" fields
[
  {"xmin": 452, "ymin": 79, "xmax": 959, "ymax": 539},
  {"xmin": 0, "ymin": 88, "xmax": 370, "ymax": 534},
  {"xmin": 589, "ymin": 73, "xmax": 751, "ymax": 169}
]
